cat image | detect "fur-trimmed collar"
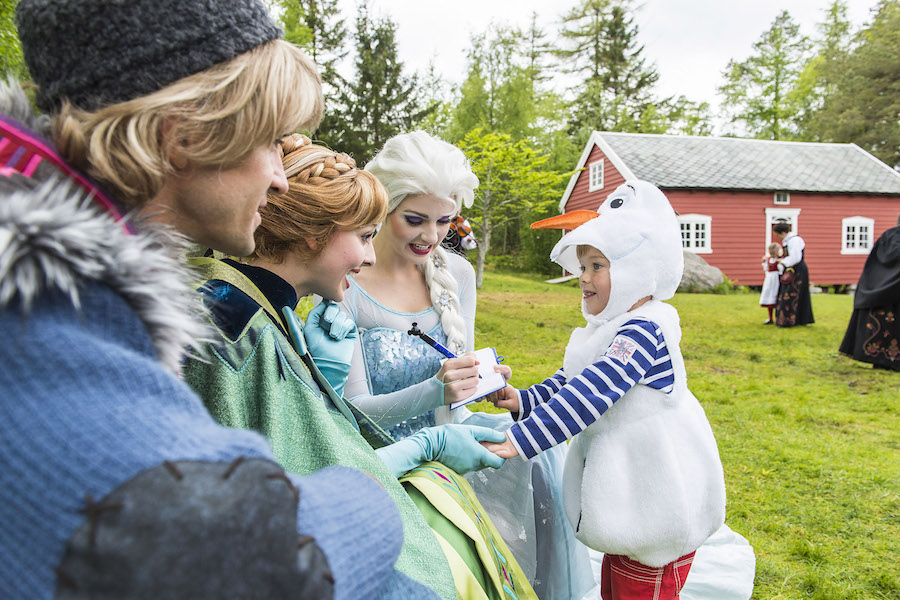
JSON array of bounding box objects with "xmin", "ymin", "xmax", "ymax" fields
[{"xmin": 0, "ymin": 81, "xmax": 210, "ymax": 373}]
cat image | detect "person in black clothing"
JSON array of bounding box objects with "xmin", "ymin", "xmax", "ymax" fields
[
  {"xmin": 839, "ymin": 215, "xmax": 900, "ymax": 371},
  {"xmin": 774, "ymin": 222, "xmax": 814, "ymax": 327}
]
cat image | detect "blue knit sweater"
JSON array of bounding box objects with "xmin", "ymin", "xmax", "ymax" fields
[{"xmin": 0, "ymin": 96, "xmax": 434, "ymax": 599}]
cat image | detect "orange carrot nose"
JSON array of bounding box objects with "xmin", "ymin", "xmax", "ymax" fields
[{"xmin": 531, "ymin": 210, "xmax": 600, "ymax": 230}]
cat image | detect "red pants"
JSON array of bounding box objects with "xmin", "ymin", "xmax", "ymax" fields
[{"xmin": 600, "ymin": 552, "xmax": 696, "ymax": 600}]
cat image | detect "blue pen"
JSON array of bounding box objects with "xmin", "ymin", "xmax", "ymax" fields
[{"xmin": 408, "ymin": 322, "xmax": 457, "ymax": 358}]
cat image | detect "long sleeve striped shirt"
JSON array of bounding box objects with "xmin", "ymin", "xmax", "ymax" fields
[{"xmin": 507, "ymin": 319, "xmax": 675, "ymax": 459}]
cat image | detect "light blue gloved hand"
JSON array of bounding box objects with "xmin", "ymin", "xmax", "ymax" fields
[
  {"xmin": 304, "ymin": 301, "xmax": 358, "ymax": 397},
  {"xmin": 375, "ymin": 424, "xmax": 507, "ymax": 478}
]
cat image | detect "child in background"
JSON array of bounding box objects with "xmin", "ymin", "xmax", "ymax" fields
[
  {"xmin": 760, "ymin": 242, "xmax": 783, "ymax": 324},
  {"xmin": 484, "ymin": 181, "xmax": 726, "ymax": 600}
]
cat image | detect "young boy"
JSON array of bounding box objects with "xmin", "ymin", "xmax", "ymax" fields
[{"xmin": 485, "ymin": 181, "xmax": 726, "ymax": 600}]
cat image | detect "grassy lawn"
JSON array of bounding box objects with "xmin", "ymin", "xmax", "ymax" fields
[{"xmin": 469, "ymin": 270, "xmax": 899, "ymax": 600}]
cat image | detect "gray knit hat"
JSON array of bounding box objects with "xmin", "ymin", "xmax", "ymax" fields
[{"xmin": 16, "ymin": 0, "xmax": 282, "ymax": 111}]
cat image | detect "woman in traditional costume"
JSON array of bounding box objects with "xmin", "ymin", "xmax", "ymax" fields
[
  {"xmin": 839, "ymin": 216, "xmax": 900, "ymax": 371},
  {"xmin": 774, "ymin": 222, "xmax": 814, "ymax": 327}
]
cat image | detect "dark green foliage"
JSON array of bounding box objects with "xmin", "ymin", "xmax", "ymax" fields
[
  {"xmin": 1, "ymin": 0, "xmax": 26, "ymax": 79},
  {"xmin": 334, "ymin": 4, "xmax": 432, "ymax": 163},
  {"xmin": 809, "ymin": 0, "xmax": 900, "ymax": 168},
  {"xmin": 557, "ymin": 0, "xmax": 661, "ymax": 136},
  {"xmin": 270, "ymin": 0, "xmax": 348, "ymax": 142},
  {"xmin": 718, "ymin": 10, "xmax": 811, "ymax": 139},
  {"xmin": 791, "ymin": 1, "xmax": 854, "ymax": 138}
]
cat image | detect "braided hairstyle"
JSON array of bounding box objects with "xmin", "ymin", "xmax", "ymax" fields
[
  {"xmin": 365, "ymin": 131, "xmax": 479, "ymax": 355},
  {"xmin": 252, "ymin": 133, "xmax": 388, "ymax": 263}
]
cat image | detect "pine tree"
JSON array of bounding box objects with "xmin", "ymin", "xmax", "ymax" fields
[
  {"xmin": 271, "ymin": 0, "xmax": 348, "ymax": 142},
  {"xmin": 791, "ymin": 1, "xmax": 854, "ymax": 139},
  {"xmin": 556, "ymin": 0, "xmax": 659, "ymax": 136},
  {"xmin": 718, "ymin": 10, "xmax": 811, "ymax": 140},
  {"xmin": 340, "ymin": 5, "xmax": 431, "ymax": 163},
  {"xmin": 812, "ymin": 0, "xmax": 900, "ymax": 167}
]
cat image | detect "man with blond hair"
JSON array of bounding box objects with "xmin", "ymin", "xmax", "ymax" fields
[{"xmin": 0, "ymin": 1, "xmax": 434, "ymax": 598}]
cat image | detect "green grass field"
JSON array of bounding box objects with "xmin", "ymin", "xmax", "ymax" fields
[{"xmin": 469, "ymin": 271, "xmax": 899, "ymax": 600}]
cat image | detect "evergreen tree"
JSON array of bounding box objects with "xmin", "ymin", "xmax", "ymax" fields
[
  {"xmin": 791, "ymin": 1, "xmax": 854, "ymax": 139},
  {"xmin": 415, "ymin": 61, "xmax": 454, "ymax": 138},
  {"xmin": 1, "ymin": 0, "xmax": 25, "ymax": 78},
  {"xmin": 523, "ymin": 12, "xmax": 552, "ymax": 99},
  {"xmin": 556, "ymin": 0, "xmax": 659, "ymax": 136},
  {"xmin": 340, "ymin": 4, "xmax": 431, "ymax": 163},
  {"xmin": 812, "ymin": 0, "xmax": 899, "ymax": 167},
  {"xmin": 271, "ymin": 0, "xmax": 348, "ymax": 142},
  {"xmin": 652, "ymin": 96, "xmax": 714, "ymax": 136},
  {"xmin": 718, "ymin": 10, "xmax": 811, "ymax": 140}
]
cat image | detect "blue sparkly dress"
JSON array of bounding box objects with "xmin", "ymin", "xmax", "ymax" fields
[{"xmin": 340, "ymin": 253, "xmax": 596, "ymax": 599}]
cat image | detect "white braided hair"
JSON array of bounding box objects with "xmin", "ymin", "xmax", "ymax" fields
[{"xmin": 365, "ymin": 131, "xmax": 478, "ymax": 355}]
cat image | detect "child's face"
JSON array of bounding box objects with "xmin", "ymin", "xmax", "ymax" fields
[{"xmin": 578, "ymin": 246, "xmax": 611, "ymax": 315}]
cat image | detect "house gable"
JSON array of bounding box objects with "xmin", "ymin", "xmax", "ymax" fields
[
  {"xmin": 559, "ymin": 132, "xmax": 634, "ymax": 213},
  {"xmin": 557, "ymin": 132, "xmax": 900, "ymax": 286}
]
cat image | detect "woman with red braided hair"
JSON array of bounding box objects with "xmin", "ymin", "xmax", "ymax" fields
[{"xmin": 183, "ymin": 134, "xmax": 537, "ymax": 600}]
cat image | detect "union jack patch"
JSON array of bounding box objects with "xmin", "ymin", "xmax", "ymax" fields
[{"xmin": 607, "ymin": 336, "xmax": 637, "ymax": 362}]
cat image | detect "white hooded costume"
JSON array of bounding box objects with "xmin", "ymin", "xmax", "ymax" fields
[{"xmin": 523, "ymin": 181, "xmax": 726, "ymax": 567}]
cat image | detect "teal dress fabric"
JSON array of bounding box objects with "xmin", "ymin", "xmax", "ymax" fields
[
  {"xmin": 341, "ymin": 253, "xmax": 597, "ymax": 600},
  {"xmin": 362, "ymin": 326, "xmax": 446, "ymax": 439}
]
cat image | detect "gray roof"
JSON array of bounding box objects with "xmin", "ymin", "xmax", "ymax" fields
[{"xmin": 595, "ymin": 132, "xmax": 900, "ymax": 195}]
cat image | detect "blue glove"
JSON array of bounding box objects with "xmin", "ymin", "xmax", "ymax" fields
[
  {"xmin": 375, "ymin": 425, "xmax": 507, "ymax": 478},
  {"xmin": 304, "ymin": 301, "xmax": 357, "ymax": 398}
]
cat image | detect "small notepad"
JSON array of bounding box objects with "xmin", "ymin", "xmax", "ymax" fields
[{"xmin": 450, "ymin": 347, "xmax": 507, "ymax": 410}]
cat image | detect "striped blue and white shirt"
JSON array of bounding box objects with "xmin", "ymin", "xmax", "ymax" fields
[{"xmin": 508, "ymin": 319, "xmax": 675, "ymax": 459}]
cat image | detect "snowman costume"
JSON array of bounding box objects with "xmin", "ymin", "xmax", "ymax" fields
[{"xmin": 506, "ymin": 181, "xmax": 726, "ymax": 570}]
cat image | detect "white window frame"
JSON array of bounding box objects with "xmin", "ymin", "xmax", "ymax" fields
[
  {"xmin": 774, "ymin": 192, "xmax": 790, "ymax": 205},
  {"xmin": 765, "ymin": 207, "xmax": 801, "ymax": 247},
  {"xmin": 841, "ymin": 216, "xmax": 874, "ymax": 255},
  {"xmin": 588, "ymin": 160, "xmax": 604, "ymax": 192},
  {"xmin": 678, "ymin": 214, "xmax": 712, "ymax": 254}
]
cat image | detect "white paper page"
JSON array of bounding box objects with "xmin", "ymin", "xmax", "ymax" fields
[{"xmin": 450, "ymin": 347, "xmax": 506, "ymax": 410}]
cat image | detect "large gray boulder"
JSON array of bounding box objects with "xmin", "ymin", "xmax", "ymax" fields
[{"xmin": 679, "ymin": 250, "xmax": 724, "ymax": 292}]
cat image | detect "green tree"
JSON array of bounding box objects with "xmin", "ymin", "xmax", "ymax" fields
[
  {"xmin": 449, "ymin": 26, "xmax": 536, "ymax": 143},
  {"xmin": 273, "ymin": 0, "xmax": 346, "ymax": 74},
  {"xmin": 338, "ymin": 4, "xmax": 431, "ymax": 163},
  {"xmin": 718, "ymin": 10, "xmax": 811, "ymax": 140},
  {"xmin": 557, "ymin": 0, "xmax": 659, "ymax": 136},
  {"xmin": 271, "ymin": 0, "xmax": 348, "ymax": 142},
  {"xmin": 791, "ymin": 0, "xmax": 854, "ymax": 139},
  {"xmin": 812, "ymin": 0, "xmax": 900, "ymax": 167},
  {"xmin": 655, "ymin": 96, "xmax": 714, "ymax": 136},
  {"xmin": 457, "ymin": 129, "xmax": 568, "ymax": 287},
  {"xmin": 414, "ymin": 61, "xmax": 454, "ymax": 138},
  {"xmin": 1, "ymin": 0, "xmax": 25, "ymax": 78}
]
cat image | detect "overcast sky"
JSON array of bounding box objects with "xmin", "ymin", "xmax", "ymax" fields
[{"xmin": 337, "ymin": 0, "xmax": 879, "ymax": 113}]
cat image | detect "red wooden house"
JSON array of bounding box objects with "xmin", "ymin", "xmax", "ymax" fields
[{"xmin": 560, "ymin": 132, "xmax": 900, "ymax": 286}]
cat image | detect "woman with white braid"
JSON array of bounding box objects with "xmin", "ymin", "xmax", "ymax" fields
[
  {"xmin": 340, "ymin": 131, "xmax": 596, "ymax": 599},
  {"xmin": 184, "ymin": 134, "xmax": 538, "ymax": 600}
]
